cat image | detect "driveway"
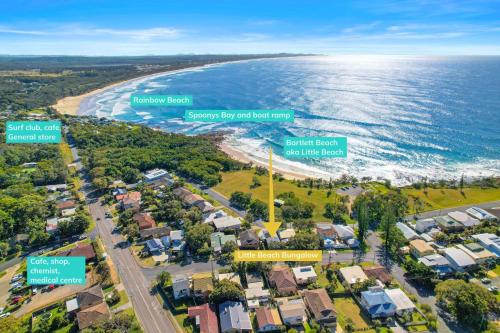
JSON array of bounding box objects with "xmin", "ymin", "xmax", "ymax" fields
[{"xmin": 0, "ymin": 264, "xmax": 20, "ymax": 308}]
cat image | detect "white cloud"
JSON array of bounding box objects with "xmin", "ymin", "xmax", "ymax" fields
[{"xmin": 0, "ymin": 25, "xmax": 183, "ymax": 40}]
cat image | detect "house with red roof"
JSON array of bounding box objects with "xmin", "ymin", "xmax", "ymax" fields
[
  {"xmin": 133, "ymin": 213, "xmax": 156, "ymax": 230},
  {"xmin": 255, "ymin": 307, "xmax": 283, "ymax": 332},
  {"xmin": 188, "ymin": 303, "xmax": 219, "ymax": 333}
]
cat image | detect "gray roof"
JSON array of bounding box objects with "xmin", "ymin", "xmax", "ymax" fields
[
  {"xmin": 396, "ymin": 222, "xmax": 419, "ymax": 240},
  {"xmin": 415, "ymin": 218, "xmax": 436, "ymax": 233},
  {"xmin": 219, "ymin": 301, "xmax": 252, "ymax": 331},
  {"xmin": 418, "ymin": 253, "xmax": 450, "ymax": 267},
  {"xmin": 444, "ymin": 247, "xmax": 475, "ymax": 267},
  {"xmin": 332, "ymin": 224, "xmax": 355, "ymax": 240}
]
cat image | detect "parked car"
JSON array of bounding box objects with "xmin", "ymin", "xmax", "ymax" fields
[
  {"xmin": 488, "ymin": 286, "xmax": 498, "ymax": 292},
  {"xmin": 0, "ymin": 312, "xmax": 10, "ymax": 319},
  {"xmin": 481, "ymin": 278, "xmax": 492, "ymax": 284}
]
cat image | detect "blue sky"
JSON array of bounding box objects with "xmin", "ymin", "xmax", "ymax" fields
[{"xmin": 1, "ymin": 0, "xmax": 500, "ymax": 55}]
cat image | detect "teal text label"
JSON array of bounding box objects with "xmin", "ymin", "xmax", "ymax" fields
[
  {"xmin": 6, "ymin": 121, "xmax": 62, "ymax": 144},
  {"xmin": 284, "ymin": 137, "xmax": 347, "ymax": 158},
  {"xmin": 131, "ymin": 94, "xmax": 193, "ymax": 106},
  {"xmin": 27, "ymin": 256, "xmax": 86, "ymax": 285},
  {"xmin": 184, "ymin": 109, "xmax": 294, "ymax": 122}
]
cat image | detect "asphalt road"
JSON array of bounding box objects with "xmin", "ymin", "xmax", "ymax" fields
[
  {"xmin": 67, "ymin": 132, "xmax": 178, "ymax": 333},
  {"xmin": 406, "ymin": 200, "xmax": 500, "ymax": 221},
  {"xmin": 191, "ymin": 184, "xmax": 246, "ymax": 217}
]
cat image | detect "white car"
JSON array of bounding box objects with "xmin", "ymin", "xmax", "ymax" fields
[{"xmin": 0, "ymin": 313, "xmax": 10, "ymax": 318}]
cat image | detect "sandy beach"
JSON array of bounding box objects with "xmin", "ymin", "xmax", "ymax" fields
[{"xmin": 220, "ymin": 143, "xmax": 308, "ymax": 180}]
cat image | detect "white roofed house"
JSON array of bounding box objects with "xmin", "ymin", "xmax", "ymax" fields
[
  {"xmin": 472, "ymin": 233, "xmax": 500, "ymax": 257},
  {"xmin": 170, "ymin": 230, "xmax": 186, "ymax": 254},
  {"xmin": 172, "ymin": 274, "xmax": 191, "ymax": 300},
  {"xmin": 278, "ymin": 228, "xmax": 296, "ymax": 242},
  {"xmin": 396, "ymin": 222, "xmax": 419, "ymax": 241},
  {"xmin": 448, "ymin": 211, "xmax": 480, "ymax": 228},
  {"xmin": 466, "ymin": 207, "xmax": 498, "ymax": 222},
  {"xmin": 456, "ymin": 243, "xmax": 496, "ymax": 264},
  {"xmin": 143, "ymin": 168, "xmax": 169, "ymax": 182},
  {"xmin": 292, "ymin": 266, "xmax": 317, "ymax": 285},
  {"xmin": 213, "ymin": 216, "xmax": 242, "ymax": 232},
  {"xmin": 418, "ymin": 254, "xmax": 453, "ymax": 277},
  {"xmin": 245, "ymin": 281, "xmax": 270, "ymax": 309},
  {"xmin": 415, "ymin": 218, "xmax": 437, "ymax": 234},
  {"xmin": 385, "ymin": 289, "xmax": 416, "ymax": 316},
  {"xmin": 444, "ymin": 247, "xmax": 477, "ymax": 272},
  {"xmin": 339, "ymin": 266, "xmax": 368, "ymax": 286}
]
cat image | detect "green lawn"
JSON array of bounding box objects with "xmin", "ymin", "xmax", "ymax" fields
[
  {"xmin": 213, "ymin": 169, "xmax": 342, "ymax": 221},
  {"xmin": 404, "ymin": 187, "xmax": 500, "ymax": 213},
  {"xmin": 110, "ymin": 290, "xmax": 129, "ymax": 310},
  {"xmin": 334, "ymin": 297, "xmax": 371, "ymax": 330}
]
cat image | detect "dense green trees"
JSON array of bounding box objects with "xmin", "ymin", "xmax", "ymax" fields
[
  {"xmin": 69, "ymin": 121, "xmax": 243, "ymax": 187},
  {"xmin": 185, "ymin": 223, "xmax": 213, "ymax": 255},
  {"xmin": 277, "ymin": 192, "xmax": 315, "ymax": 221},
  {"xmin": 230, "ymin": 191, "xmax": 252, "ymax": 209},
  {"xmin": 209, "ymin": 279, "xmax": 244, "ymax": 304},
  {"xmin": 436, "ymin": 280, "xmax": 499, "ymax": 331}
]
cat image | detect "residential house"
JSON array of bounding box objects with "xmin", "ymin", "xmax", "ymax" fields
[
  {"xmin": 188, "ymin": 303, "xmax": 219, "ymax": 333},
  {"xmin": 246, "ymin": 271, "xmax": 263, "ymax": 285},
  {"xmin": 194, "ymin": 200, "xmax": 215, "ymax": 214},
  {"xmin": 409, "ymin": 239, "xmax": 435, "ymax": 258},
  {"xmin": 213, "ymin": 216, "xmax": 242, "ymax": 232},
  {"xmin": 255, "ymin": 307, "xmax": 283, "ymax": 332},
  {"xmin": 418, "ymin": 254, "xmax": 453, "ymax": 277},
  {"xmin": 245, "ymin": 281, "xmax": 271, "ymax": 309},
  {"xmin": 192, "ymin": 272, "xmax": 214, "ymax": 300},
  {"xmin": 145, "ymin": 238, "xmax": 164, "ymax": 254},
  {"xmin": 316, "ymin": 223, "xmax": 336, "ymax": 239},
  {"xmin": 466, "ymin": 207, "xmax": 498, "ymax": 222},
  {"xmin": 133, "ymin": 213, "xmax": 156, "ymax": 230},
  {"xmin": 385, "ymin": 289, "xmax": 416, "ymax": 315},
  {"xmin": 292, "ymin": 266, "xmax": 317, "ymax": 285},
  {"xmin": 268, "ymin": 266, "xmax": 297, "ymax": 295},
  {"xmin": 332, "ymin": 224, "xmax": 356, "ymax": 241},
  {"xmin": 444, "ymin": 247, "xmax": 477, "ymax": 272},
  {"xmin": 46, "ymin": 217, "xmax": 59, "ymax": 235},
  {"xmin": 278, "ymin": 228, "xmax": 296, "ymax": 242},
  {"xmin": 46, "ymin": 184, "xmax": 68, "ymax": 192},
  {"xmin": 218, "ymin": 272, "xmax": 242, "ymax": 286},
  {"xmin": 303, "ymin": 288, "xmax": 337, "ymax": 328},
  {"xmin": 360, "ymin": 286, "xmax": 396, "ymax": 319},
  {"xmin": 456, "ymin": 243, "xmax": 495, "ymax": 264},
  {"xmin": 203, "ymin": 210, "xmax": 227, "ymax": 224},
  {"xmin": 436, "ymin": 216, "xmax": 464, "ymax": 233},
  {"xmin": 170, "ymin": 230, "xmax": 186, "ymax": 254},
  {"xmin": 76, "ymin": 302, "xmax": 110, "ymax": 330},
  {"xmin": 219, "ymin": 301, "xmax": 252, "ymax": 333},
  {"xmin": 139, "ymin": 226, "xmax": 171, "ymax": 240},
  {"xmin": 211, "ymin": 232, "xmax": 237, "ymax": 253},
  {"xmin": 76, "ymin": 285, "xmax": 105, "ymax": 310},
  {"xmin": 120, "ymin": 191, "xmax": 141, "ymax": 211},
  {"xmin": 276, "ymin": 297, "xmax": 308, "ymax": 326},
  {"xmin": 172, "ymin": 274, "xmax": 191, "ymax": 300},
  {"xmin": 61, "ymin": 207, "xmax": 77, "ymax": 217},
  {"xmin": 448, "ymin": 211, "xmax": 480, "ymax": 228},
  {"xmin": 60, "ymin": 243, "xmax": 96, "ymax": 262},
  {"xmin": 339, "ymin": 266, "xmax": 368, "ymax": 286},
  {"xmin": 239, "ymin": 229, "xmax": 260, "ymax": 249},
  {"xmin": 362, "ymin": 265, "xmax": 392, "ymax": 285},
  {"xmin": 415, "ymin": 218, "xmax": 437, "ymax": 233},
  {"xmin": 161, "ymin": 236, "xmax": 171, "ymax": 249},
  {"xmin": 144, "ymin": 168, "xmax": 169, "ymax": 182},
  {"xmin": 396, "ymin": 222, "xmax": 419, "ymax": 241},
  {"xmin": 472, "ymin": 233, "xmax": 500, "ymax": 257}
]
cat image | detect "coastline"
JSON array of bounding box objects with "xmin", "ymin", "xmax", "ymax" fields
[
  {"xmin": 51, "ymin": 58, "xmax": 274, "ymax": 116},
  {"xmin": 219, "ymin": 143, "xmax": 308, "ymax": 180}
]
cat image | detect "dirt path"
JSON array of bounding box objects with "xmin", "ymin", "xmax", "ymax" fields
[{"xmin": 0, "ymin": 264, "xmax": 20, "ymax": 307}]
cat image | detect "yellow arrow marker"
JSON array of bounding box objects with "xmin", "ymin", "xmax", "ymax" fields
[{"xmin": 262, "ymin": 147, "xmax": 281, "ymax": 237}]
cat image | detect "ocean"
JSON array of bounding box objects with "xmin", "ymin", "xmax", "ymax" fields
[{"xmin": 80, "ymin": 55, "xmax": 500, "ymax": 184}]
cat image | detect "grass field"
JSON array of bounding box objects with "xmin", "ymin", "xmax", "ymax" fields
[
  {"xmin": 110, "ymin": 290, "xmax": 129, "ymax": 310},
  {"xmin": 213, "ymin": 169, "xmax": 342, "ymax": 220},
  {"xmin": 334, "ymin": 297, "xmax": 371, "ymax": 330},
  {"xmin": 404, "ymin": 187, "xmax": 500, "ymax": 213}
]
